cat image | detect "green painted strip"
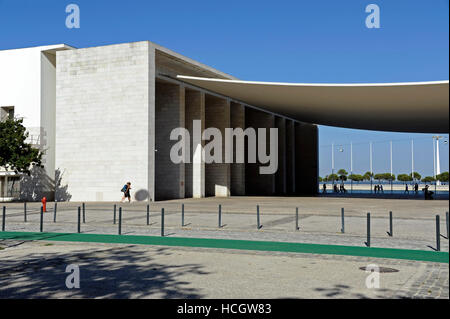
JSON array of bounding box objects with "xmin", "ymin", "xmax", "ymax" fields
[{"xmin": 0, "ymin": 231, "xmax": 448, "ymax": 264}]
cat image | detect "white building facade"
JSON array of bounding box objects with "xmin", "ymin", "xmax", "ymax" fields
[
  {"xmin": 1, "ymin": 41, "xmax": 319, "ymax": 202},
  {"xmin": 0, "ymin": 44, "xmax": 73, "ymax": 201}
]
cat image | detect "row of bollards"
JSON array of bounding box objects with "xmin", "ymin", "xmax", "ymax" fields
[{"xmin": 2, "ymin": 204, "xmax": 449, "ymax": 252}]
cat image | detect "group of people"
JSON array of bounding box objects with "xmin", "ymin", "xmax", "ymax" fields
[
  {"xmin": 373, "ymin": 184, "xmax": 384, "ymax": 193},
  {"xmin": 404, "ymin": 183, "xmax": 419, "ymax": 194},
  {"xmin": 322, "ymin": 183, "xmax": 347, "ymax": 193},
  {"xmin": 322, "ymin": 181, "xmax": 434, "ymax": 200}
]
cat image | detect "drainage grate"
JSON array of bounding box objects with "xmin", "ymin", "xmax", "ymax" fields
[{"xmin": 359, "ymin": 266, "xmax": 399, "ymax": 273}]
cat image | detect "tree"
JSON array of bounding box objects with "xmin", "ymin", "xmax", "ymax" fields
[
  {"xmin": 410, "ymin": 172, "xmax": 421, "ymax": 181},
  {"xmin": 318, "ymin": 176, "xmax": 323, "ymax": 183},
  {"xmin": 0, "ymin": 118, "xmax": 43, "ymax": 175},
  {"xmin": 363, "ymin": 171, "xmax": 373, "ymax": 181},
  {"xmin": 327, "ymin": 174, "xmax": 339, "ymax": 183},
  {"xmin": 421, "ymin": 176, "xmax": 436, "ymax": 183},
  {"xmin": 397, "ymin": 174, "xmax": 413, "ymax": 184},
  {"xmin": 337, "ymin": 169, "xmax": 348, "ymax": 182},
  {"xmin": 374, "ymin": 173, "xmax": 384, "ymax": 183},
  {"xmin": 436, "ymin": 172, "xmax": 449, "ymax": 183},
  {"xmin": 349, "ymin": 174, "xmax": 363, "ymax": 183}
]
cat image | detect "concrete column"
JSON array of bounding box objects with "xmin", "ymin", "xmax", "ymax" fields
[
  {"xmin": 205, "ymin": 95, "xmax": 230, "ymax": 197},
  {"xmin": 286, "ymin": 120, "xmax": 296, "ymax": 194},
  {"xmin": 275, "ymin": 117, "xmax": 287, "ymax": 194},
  {"xmin": 295, "ymin": 123, "xmax": 319, "ymax": 195},
  {"xmin": 185, "ymin": 89, "xmax": 205, "ymax": 198},
  {"xmin": 230, "ymin": 102, "xmax": 245, "ymax": 196},
  {"xmin": 244, "ymin": 108, "xmax": 275, "ymax": 195},
  {"xmin": 155, "ymin": 81, "xmax": 185, "ymax": 200}
]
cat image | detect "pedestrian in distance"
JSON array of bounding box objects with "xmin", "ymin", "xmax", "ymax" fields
[{"xmin": 121, "ymin": 182, "xmax": 132, "ymax": 203}]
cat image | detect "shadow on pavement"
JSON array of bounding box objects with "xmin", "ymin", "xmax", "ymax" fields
[{"xmin": 0, "ymin": 245, "xmax": 208, "ymax": 298}]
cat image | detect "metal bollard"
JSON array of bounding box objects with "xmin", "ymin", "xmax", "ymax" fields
[
  {"xmin": 118, "ymin": 207, "xmax": 122, "ymax": 235},
  {"xmin": 436, "ymin": 215, "xmax": 440, "ymax": 251},
  {"xmin": 82, "ymin": 203, "xmax": 86, "ymax": 223},
  {"xmin": 218, "ymin": 204, "xmax": 222, "ymax": 228},
  {"xmin": 295, "ymin": 207, "xmax": 299, "ymax": 231},
  {"xmin": 147, "ymin": 204, "xmax": 150, "ymax": 226},
  {"xmin": 40, "ymin": 206, "xmax": 44, "ymax": 233},
  {"xmin": 53, "ymin": 202, "xmax": 57, "ymax": 223},
  {"xmin": 2, "ymin": 206, "xmax": 5, "ymax": 231},
  {"xmin": 24, "ymin": 202, "xmax": 27, "ymax": 223},
  {"xmin": 113, "ymin": 204, "xmax": 117, "ymax": 224},
  {"xmin": 446, "ymin": 212, "xmax": 449, "ymax": 240},
  {"xmin": 388, "ymin": 211, "xmax": 393, "ymax": 237},
  {"xmin": 77, "ymin": 207, "xmax": 81, "ymax": 233},
  {"xmin": 181, "ymin": 204, "xmax": 185, "ymax": 227},
  {"xmin": 366, "ymin": 212, "xmax": 371, "ymax": 247},
  {"xmin": 257, "ymin": 205, "xmax": 261, "ymax": 229},
  {"xmin": 161, "ymin": 208, "xmax": 165, "ymax": 237},
  {"xmin": 341, "ymin": 208, "xmax": 345, "ymax": 233}
]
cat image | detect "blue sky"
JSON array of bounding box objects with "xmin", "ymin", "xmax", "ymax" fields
[{"xmin": 0, "ymin": 0, "xmax": 448, "ymax": 177}]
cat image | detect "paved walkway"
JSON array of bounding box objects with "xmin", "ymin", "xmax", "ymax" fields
[{"xmin": 0, "ymin": 240, "xmax": 448, "ymax": 299}]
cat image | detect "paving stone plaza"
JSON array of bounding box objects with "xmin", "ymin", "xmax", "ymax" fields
[{"xmin": 1, "ymin": 196, "xmax": 448, "ymax": 298}]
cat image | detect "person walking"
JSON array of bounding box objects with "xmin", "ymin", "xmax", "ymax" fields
[
  {"xmin": 405, "ymin": 184, "xmax": 409, "ymax": 194},
  {"xmin": 121, "ymin": 182, "xmax": 132, "ymax": 203}
]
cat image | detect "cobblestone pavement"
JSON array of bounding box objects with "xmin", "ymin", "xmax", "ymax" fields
[{"xmin": 0, "ymin": 240, "xmax": 448, "ymax": 299}]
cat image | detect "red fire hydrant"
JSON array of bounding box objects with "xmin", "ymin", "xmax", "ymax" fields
[{"xmin": 41, "ymin": 197, "xmax": 47, "ymax": 212}]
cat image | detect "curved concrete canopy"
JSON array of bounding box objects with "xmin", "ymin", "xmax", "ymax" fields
[{"xmin": 177, "ymin": 76, "xmax": 449, "ymax": 133}]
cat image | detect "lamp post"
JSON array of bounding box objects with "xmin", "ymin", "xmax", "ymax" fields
[
  {"xmin": 331, "ymin": 142, "xmax": 334, "ymax": 186},
  {"xmin": 370, "ymin": 142, "xmax": 373, "ymax": 193},
  {"xmin": 350, "ymin": 142, "xmax": 353, "ymax": 194},
  {"xmin": 390, "ymin": 141, "xmax": 393, "ymax": 194},
  {"xmin": 433, "ymin": 136, "xmax": 444, "ymax": 187},
  {"xmin": 411, "ymin": 139, "xmax": 414, "ymax": 183}
]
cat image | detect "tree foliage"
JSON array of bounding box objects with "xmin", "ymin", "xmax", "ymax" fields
[
  {"xmin": 348, "ymin": 174, "xmax": 363, "ymax": 182},
  {"xmin": 421, "ymin": 176, "xmax": 436, "ymax": 183},
  {"xmin": 326, "ymin": 174, "xmax": 339, "ymax": 182},
  {"xmin": 397, "ymin": 174, "xmax": 413, "ymax": 183},
  {"xmin": 436, "ymin": 172, "xmax": 449, "ymax": 183},
  {"xmin": 374, "ymin": 173, "xmax": 395, "ymax": 182},
  {"xmin": 0, "ymin": 118, "xmax": 43, "ymax": 174},
  {"xmin": 363, "ymin": 172, "xmax": 373, "ymax": 181},
  {"xmin": 410, "ymin": 172, "xmax": 421, "ymax": 181}
]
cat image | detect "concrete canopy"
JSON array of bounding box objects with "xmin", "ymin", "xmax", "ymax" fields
[{"xmin": 177, "ymin": 76, "xmax": 449, "ymax": 133}]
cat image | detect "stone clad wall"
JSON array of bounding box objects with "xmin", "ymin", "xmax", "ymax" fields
[
  {"xmin": 155, "ymin": 82, "xmax": 186, "ymax": 200},
  {"xmin": 205, "ymin": 95, "xmax": 230, "ymax": 197},
  {"xmin": 55, "ymin": 42, "xmax": 151, "ymax": 202}
]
